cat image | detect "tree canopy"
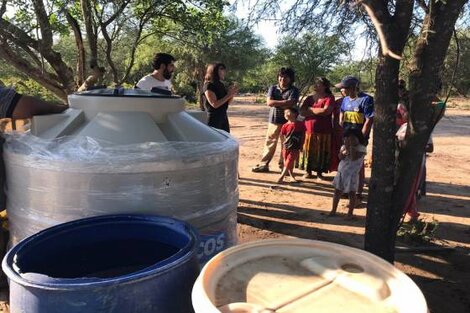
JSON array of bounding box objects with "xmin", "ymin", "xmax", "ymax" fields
[{"xmin": 0, "ymin": 0, "xmax": 231, "ymax": 101}]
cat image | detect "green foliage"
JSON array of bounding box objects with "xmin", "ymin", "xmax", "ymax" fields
[
  {"xmin": 129, "ymin": 16, "xmax": 267, "ymax": 101},
  {"xmin": 442, "ymin": 28, "xmax": 470, "ymax": 97},
  {"xmin": 254, "ymin": 96, "xmax": 265, "ymax": 104},
  {"xmin": 0, "ymin": 76, "xmax": 62, "ymax": 102},
  {"xmin": 238, "ymin": 33, "xmax": 348, "ymax": 95},
  {"xmin": 397, "ymin": 218, "xmax": 439, "ymax": 245},
  {"xmin": 238, "ymin": 61, "xmax": 277, "ymax": 93},
  {"xmin": 272, "ymin": 33, "xmax": 347, "ymax": 94},
  {"xmin": 329, "ymin": 58, "xmax": 378, "ymax": 92}
]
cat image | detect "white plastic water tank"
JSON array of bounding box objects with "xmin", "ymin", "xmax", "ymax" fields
[{"xmin": 4, "ymin": 88, "xmax": 238, "ymax": 264}]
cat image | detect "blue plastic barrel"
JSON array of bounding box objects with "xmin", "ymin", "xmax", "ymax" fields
[{"xmin": 2, "ymin": 214, "xmax": 200, "ymax": 313}]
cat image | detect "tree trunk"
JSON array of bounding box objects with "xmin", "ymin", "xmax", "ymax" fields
[
  {"xmin": 363, "ymin": 0, "xmax": 414, "ymax": 262},
  {"xmin": 65, "ymin": 11, "xmax": 86, "ymax": 87},
  {"xmin": 365, "ymin": 0, "xmax": 468, "ymax": 263},
  {"xmin": 81, "ymin": 0, "xmax": 98, "ymax": 69},
  {"xmin": 365, "ymin": 52, "xmax": 401, "ymax": 262}
]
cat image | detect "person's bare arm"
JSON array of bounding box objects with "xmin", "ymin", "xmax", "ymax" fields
[
  {"xmin": 362, "ymin": 117, "xmax": 373, "ymax": 137},
  {"xmin": 267, "ymin": 98, "xmax": 296, "ymax": 108},
  {"xmin": 339, "ymin": 111, "xmax": 344, "ymax": 127},
  {"xmin": 310, "ymin": 104, "xmax": 334, "ymax": 116},
  {"xmin": 339, "ymin": 145, "xmax": 347, "ymax": 160},
  {"xmin": 12, "ymin": 95, "xmax": 68, "ymax": 119},
  {"xmin": 205, "ymin": 86, "xmax": 237, "ymax": 109}
]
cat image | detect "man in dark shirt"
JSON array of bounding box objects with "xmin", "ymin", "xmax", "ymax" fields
[{"xmin": 252, "ymin": 68, "xmax": 300, "ymax": 172}]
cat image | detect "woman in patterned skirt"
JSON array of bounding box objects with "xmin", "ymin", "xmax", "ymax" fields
[{"xmin": 299, "ymin": 77, "xmax": 335, "ymax": 179}]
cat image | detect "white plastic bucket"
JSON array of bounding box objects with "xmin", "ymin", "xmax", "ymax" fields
[{"xmin": 192, "ymin": 239, "xmax": 427, "ymax": 313}]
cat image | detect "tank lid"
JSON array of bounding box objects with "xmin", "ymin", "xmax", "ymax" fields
[
  {"xmin": 75, "ymin": 88, "xmax": 180, "ymax": 99},
  {"xmin": 194, "ymin": 239, "xmax": 427, "ymax": 313}
]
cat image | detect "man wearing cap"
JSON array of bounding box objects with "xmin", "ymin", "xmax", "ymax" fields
[
  {"xmin": 335, "ymin": 75, "xmax": 374, "ymax": 199},
  {"xmin": 252, "ymin": 67, "xmax": 299, "ymax": 173}
]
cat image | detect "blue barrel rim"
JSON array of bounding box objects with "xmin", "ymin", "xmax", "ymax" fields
[{"xmin": 2, "ymin": 214, "xmax": 199, "ymax": 290}]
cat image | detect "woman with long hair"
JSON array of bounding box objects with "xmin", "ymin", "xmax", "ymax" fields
[
  {"xmin": 299, "ymin": 77, "xmax": 335, "ymax": 179},
  {"xmin": 202, "ymin": 63, "xmax": 238, "ymax": 132}
]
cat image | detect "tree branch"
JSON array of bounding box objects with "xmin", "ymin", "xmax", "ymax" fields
[
  {"xmin": 0, "ymin": 31, "xmax": 42, "ymax": 68},
  {"xmin": 0, "ymin": 18, "xmax": 39, "ymax": 49},
  {"xmin": 65, "ymin": 10, "xmax": 86, "ymax": 87},
  {"xmin": 102, "ymin": 0, "xmax": 130, "ymax": 27},
  {"xmin": 361, "ymin": 0, "xmax": 402, "ymax": 59},
  {"xmin": 416, "ymin": 0, "xmax": 429, "ymax": 14},
  {"xmin": 0, "ymin": 44, "xmax": 67, "ymax": 101},
  {"xmin": 81, "ymin": 0, "xmax": 98, "ymax": 68},
  {"xmin": 32, "ymin": 0, "xmax": 53, "ymax": 48},
  {"xmin": 0, "ymin": 0, "xmax": 6, "ymax": 17}
]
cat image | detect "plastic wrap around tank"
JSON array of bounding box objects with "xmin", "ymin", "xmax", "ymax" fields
[{"xmin": 4, "ymin": 88, "xmax": 238, "ymax": 264}]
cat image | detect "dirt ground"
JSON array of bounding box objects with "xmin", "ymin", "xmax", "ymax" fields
[
  {"xmin": 0, "ymin": 96, "xmax": 468, "ymax": 312},
  {"xmin": 231, "ymin": 96, "xmax": 470, "ymax": 313}
]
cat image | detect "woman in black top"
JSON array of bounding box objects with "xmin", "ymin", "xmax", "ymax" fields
[{"xmin": 203, "ymin": 63, "xmax": 238, "ymax": 132}]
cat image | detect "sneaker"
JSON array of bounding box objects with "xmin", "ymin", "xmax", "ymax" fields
[{"xmin": 252, "ymin": 164, "xmax": 269, "ymax": 173}]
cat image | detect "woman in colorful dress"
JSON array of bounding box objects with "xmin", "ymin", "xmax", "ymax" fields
[{"xmin": 299, "ymin": 77, "xmax": 335, "ymax": 179}]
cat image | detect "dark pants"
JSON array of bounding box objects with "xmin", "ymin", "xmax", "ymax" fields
[
  {"xmin": 0, "ymin": 136, "xmax": 5, "ymax": 210},
  {"xmin": 208, "ymin": 113, "xmax": 230, "ymax": 133}
]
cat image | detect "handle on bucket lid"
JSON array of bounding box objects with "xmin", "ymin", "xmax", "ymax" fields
[{"xmin": 218, "ymin": 302, "xmax": 274, "ymax": 313}]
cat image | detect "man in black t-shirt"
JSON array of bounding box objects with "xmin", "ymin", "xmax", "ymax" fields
[{"xmin": 252, "ymin": 68, "xmax": 300, "ymax": 172}]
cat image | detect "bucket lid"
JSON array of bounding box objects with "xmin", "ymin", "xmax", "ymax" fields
[{"xmin": 192, "ymin": 239, "xmax": 427, "ymax": 313}]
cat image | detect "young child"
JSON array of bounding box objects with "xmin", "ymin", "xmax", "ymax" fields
[
  {"xmin": 330, "ymin": 129, "xmax": 367, "ymax": 218},
  {"xmin": 277, "ymin": 107, "xmax": 306, "ymax": 183}
]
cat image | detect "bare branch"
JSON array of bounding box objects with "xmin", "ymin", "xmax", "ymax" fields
[
  {"xmin": 102, "ymin": 0, "xmax": 131, "ymax": 27},
  {"xmin": 81, "ymin": 0, "xmax": 98, "ymax": 68},
  {"xmin": 65, "ymin": 10, "xmax": 85, "ymax": 87},
  {"xmin": 0, "ymin": 18, "xmax": 39, "ymax": 48},
  {"xmin": 31, "ymin": 0, "xmax": 53, "ymax": 48},
  {"xmin": 0, "ymin": 0, "xmax": 6, "ymax": 17},
  {"xmin": 444, "ymin": 28, "xmax": 460, "ymax": 104},
  {"xmin": 0, "ymin": 31, "xmax": 42, "ymax": 67},
  {"xmin": 416, "ymin": 0, "xmax": 429, "ymax": 14},
  {"xmin": 361, "ymin": 1, "xmax": 402, "ymax": 59},
  {"xmin": 0, "ymin": 42, "xmax": 67, "ymax": 101}
]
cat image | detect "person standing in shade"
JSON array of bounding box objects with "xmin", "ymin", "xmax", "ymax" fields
[
  {"xmin": 252, "ymin": 68, "xmax": 299, "ymax": 173},
  {"xmin": 335, "ymin": 76, "xmax": 374, "ymax": 201},
  {"xmin": 202, "ymin": 63, "xmax": 238, "ymax": 132},
  {"xmin": 136, "ymin": 53, "xmax": 176, "ymax": 92}
]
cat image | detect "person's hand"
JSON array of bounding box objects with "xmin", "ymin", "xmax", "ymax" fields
[{"xmin": 228, "ymin": 84, "xmax": 239, "ymax": 97}]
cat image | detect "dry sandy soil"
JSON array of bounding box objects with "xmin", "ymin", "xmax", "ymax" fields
[
  {"xmin": 0, "ymin": 96, "xmax": 468, "ymax": 312},
  {"xmin": 231, "ymin": 96, "xmax": 469, "ymax": 313}
]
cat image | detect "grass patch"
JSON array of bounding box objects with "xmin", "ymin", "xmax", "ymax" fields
[
  {"xmin": 254, "ymin": 97, "xmax": 265, "ymax": 104},
  {"xmin": 397, "ymin": 218, "xmax": 439, "ymax": 245},
  {"xmin": 185, "ymin": 101, "xmax": 200, "ymax": 110}
]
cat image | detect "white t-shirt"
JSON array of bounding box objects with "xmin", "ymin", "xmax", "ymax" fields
[{"xmin": 136, "ymin": 74, "xmax": 172, "ymax": 91}]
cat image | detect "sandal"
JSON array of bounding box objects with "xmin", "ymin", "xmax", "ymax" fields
[{"xmin": 252, "ymin": 164, "xmax": 269, "ymax": 173}]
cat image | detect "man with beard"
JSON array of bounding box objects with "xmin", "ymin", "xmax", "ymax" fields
[{"xmin": 136, "ymin": 53, "xmax": 175, "ymax": 92}]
